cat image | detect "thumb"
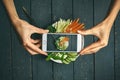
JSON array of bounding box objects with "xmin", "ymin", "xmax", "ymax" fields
[
  {"xmin": 36, "ymin": 28, "xmax": 49, "ymax": 34},
  {"xmin": 43, "ymin": 30, "xmax": 49, "ymax": 33},
  {"xmin": 77, "ymin": 30, "xmax": 92, "ymax": 35}
]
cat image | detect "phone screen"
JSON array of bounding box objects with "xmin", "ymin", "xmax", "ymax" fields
[{"xmin": 47, "ymin": 34, "xmax": 77, "ymax": 52}]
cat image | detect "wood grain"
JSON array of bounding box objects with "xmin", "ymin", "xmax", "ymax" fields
[
  {"xmin": 52, "ymin": 0, "xmax": 74, "ymax": 80},
  {"xmin": 73, "ymin": 0, "xmax": 94, "ymax": 80},
  {"xmin": 0, "ymin": 1, "xmax": 12, "ymax": 80},
  {"xmin": 0, "ymin": 0, "xmax": 119, "ymax": 80},
  {"xmin": 115, "ymin": 12, "xmax": 120, "ymax": 80},
  {"xmin": 11, "ymin": 0, "xmax": 32, "ymax": 80},
  {"xmin": 31, "ymin": 0, "xmax": 53, "ymax": 80},
  {"xmin": 94, "ymin": 0, "xmax": 114, "ymax": 80}
]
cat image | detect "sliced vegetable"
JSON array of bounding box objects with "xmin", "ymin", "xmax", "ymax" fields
[
  {"xmin": 64, "ymin": 18, "xmax": 80, "ymax": 33},
  {"xmin": 52, "ymin": 19, "xmax": 71, "ymax": 32},
  {"xmin": 46, "ymin": 18, "xmax": 85, "ymax": 64},
  {"xmin": 71, "ymin": 24, "xmax": 84, "ymax": 33},
  {"xmin": 64, "ymin": 18, "xmax": 85, "ymax": 33}
]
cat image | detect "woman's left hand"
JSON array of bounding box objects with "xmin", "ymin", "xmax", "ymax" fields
[{"xmin": 78, "ymin": 20, "xmax": 112, "ymax": 55}]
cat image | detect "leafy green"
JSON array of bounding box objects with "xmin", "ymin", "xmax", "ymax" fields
[
  {"xmin": 47, "ymin": 25, "xmax": 56, "ymax": 33},
  {"xmin": 46, "ymin": 52, "xmax": 78, "ymax": 64}
]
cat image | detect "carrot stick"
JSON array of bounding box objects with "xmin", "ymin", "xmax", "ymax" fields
[
  {"xmin": 70, "ymin": 23, "xmax": 80, "ymax": 30},
  {"xmin": 65, "ymin": 18, "xmax": 80, "ymax": 32},
  {"xmin": 69, "ymin": 23, "xmax": 80, "ymax": 32},
  {"xmin": 72, "ymin": 24, "xmax": 84, "ymax": 33},
  {"xmin": 71, "ymin": 23, "xmax": 84, "ymax": 30},
  {"xmin": 79, "ymin": 25, "xmax": 85, "ymax": 30},
  {"xmin": 68, "ymin": 18, "xmax": 80, "ymax": 29},
  {"xmin": 64, "ymin": 20, "xmax": 76, "ymax": 32}
]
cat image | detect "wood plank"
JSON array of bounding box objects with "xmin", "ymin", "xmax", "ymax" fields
[
  {"xmin": 11, "ymin": 0, "xmax": 32, "ymax": 80},
  {"xmin": 31, "ymin": 0, "xmax": 53, "ymax": 80},
  {"xmin": 73, "ymin": 0, "xmax": 94, "ymax": 80},
  {"xmin": 52, "ymin": 0, "xmax": 73, "ymax": 21},
  {"xmin": 0, "ymin": 1, "xmax": 12, "ymax": 80},
  {"xmin": 94, "ymin": 0, "xmax": 114, "ymax": 80},
  {"xmin": 115, "ymin": 13, "xmax": 120, "ymax": 80},
  {"xmin": 52, "ymin": 0, "xmax": 74, "ymax": 80}
]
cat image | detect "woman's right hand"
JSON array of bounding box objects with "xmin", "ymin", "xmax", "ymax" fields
[{"xmin": 13, "ymin": 19, "xmax": 49, "ymax": 55}]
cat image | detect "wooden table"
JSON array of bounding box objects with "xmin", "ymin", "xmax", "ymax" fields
[{"xmin": 0, "ymin": 0, "xmax": 120, "ymax": 80}]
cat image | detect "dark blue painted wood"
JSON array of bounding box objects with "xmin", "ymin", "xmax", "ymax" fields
[
  {"xmin": 73, "ymin": 0, "xmax": 94, "ymax": 80},
  {"xmin": 31, "ymin": 0, "xmax": 53, "ymax": 80},
  {"xmin": 1, "ymin": 0, "xmax": 120, "ymax": 80},
  {"xmin": 0, "ymin": 1, "xmax": 12, "ymax": 80},
  {"xmin": 115, "ymin": 13, "xmax": 120, "ymax": 80},
  {"xmin": 94, "ymin": 0, "xmax": 114, "ymax": 80},
  {"xmin": 11, "ymin": 0, "xmax": 32, "ymax": 80},
  {"xmin": 52, "ymin": 0, "xmax": 74, "ymax": 80}
]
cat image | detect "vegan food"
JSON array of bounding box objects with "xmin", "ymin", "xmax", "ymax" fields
[
  {"xmin": 47, "ymin": 19, "xmax": 85, "ymax": 64},
  {"xmin": 55, "ymin": 36, "xmax": 69, "ymax": 50}
]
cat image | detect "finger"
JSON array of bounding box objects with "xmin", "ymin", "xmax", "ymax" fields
[
  {"xmin": 33, "ymin": 40, "xmax": 41, "ymax": 48},
  {"xmin": 80, "ymin": 41, "xmax": 102, "ymax": 55},
  {"xmin": 35, "ymin": 43, "xmax": 41, "ymax": 48},
  {"xmin": 26, "ymin": 42, "xmax": 47, "ymax": 56},
  {"xmin": 81, "ymin": 46, "xmax": 101, "ymax": 55},
  {"xmin": 30, "ymin": 39, "xmax": 41, "ymax": 47},
  {"xmin": 77, "ymin": 30, "xmax": 93, "ymax": 35},
  {"xmin": 25, "ymin": 47, "xmax": 38, "ymax": 55},
  {"xmin": 33, "ymin": 27, "xmax": 49, "ymax": 34},
  {"xmin": 31, "ymin": 39, "xmax": 41, "ymax": 44}
]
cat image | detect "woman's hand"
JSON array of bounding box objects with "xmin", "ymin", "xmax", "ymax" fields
[
  {"xmin": 78, "ymin": 0, "xmax": 120, "ymax": 55},
  {"xmin": 3, "ymin": 0, "xmax": 49, "ymax": 55},
  {"xmin": 13, "ymin": 19, "xmax": 49, "ymax": 55},
  {"xmin": 78, "ymin": 20, "xmax": 112, "ymax": 55}
]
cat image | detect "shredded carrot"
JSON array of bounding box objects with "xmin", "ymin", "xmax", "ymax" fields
[
  {"xmin": 72, "ymin": 24, "xmax": 85, "ymax": 33},
  {"xmin": 64, "ymin": 18, "xmax": 80, "ymax": 33},
  {"xmin": 68, "ymin": 18, "xmax": 79, "ymax": 29},
  {"xmin": 59, "ymin": 37, "xmax": 69, "ymax": 46},
  {"xmin": 64, "ymin": 18, "xmax": 85, "ymax": 33},
  {"xmin": 71, "ymin": 23, "xmax": 84, "ymax": 31},
  {"xmin": 61, "ymin": 37, "xmax": 69, "ymax": 42},
  {"xmin": 70, "ymin": 23, "xmax": 80, "ymax": 31},
  {"xmin": 64, "ymin": 20, "xmax": 75, "ymax": 32}
]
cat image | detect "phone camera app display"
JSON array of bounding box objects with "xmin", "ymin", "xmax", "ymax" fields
[{"xmin": 47, "ymin": 34, "xmax": 77, "ymax": 51}]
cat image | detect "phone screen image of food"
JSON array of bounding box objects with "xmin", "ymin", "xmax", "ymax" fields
[{"xmin": 47, "ymin": 34, "xmax": 77, "ymax": 52}]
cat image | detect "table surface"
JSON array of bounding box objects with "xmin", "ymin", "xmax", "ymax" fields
[{"xmin": 0, "ymin": 0, "xmax": 120, "ymax": 80}]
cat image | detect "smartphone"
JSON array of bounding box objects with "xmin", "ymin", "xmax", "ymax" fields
[{"xmin": 42, "ymin": 33, "xmax": 84, "ymax": 52}]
